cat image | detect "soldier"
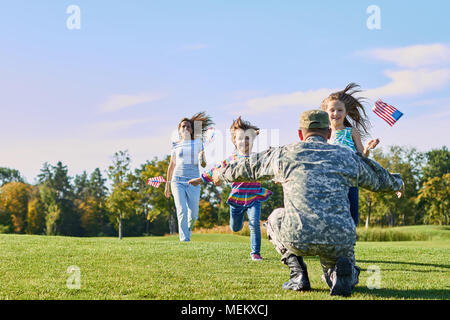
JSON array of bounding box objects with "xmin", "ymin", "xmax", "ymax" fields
[{"xmin": 212, "ymin": 110, "xmax": 404, "ymax": 297}]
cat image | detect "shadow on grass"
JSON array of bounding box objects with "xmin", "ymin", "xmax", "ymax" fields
[
  {"xmin": 355, "ymin": 287, "xmax": 450, "ymax": 300},
  {"xmin": 280, "ymin": 285, "xmax": 450, "ymax": 300},
  {"xmin": 357, "ymin": 259, "xmax": 450, "ymax": 270},
  {"xmin": 302, "ymin": 257, "xmax": 450, "ymax": 299}
]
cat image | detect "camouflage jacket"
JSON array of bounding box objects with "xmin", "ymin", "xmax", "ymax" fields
[{"xmin": 217, "ymin": 135, "xmax": 403, "ymax": 246}]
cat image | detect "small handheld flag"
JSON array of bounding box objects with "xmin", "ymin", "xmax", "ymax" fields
[
  {"xmin": 204, "ymin": 127, "xmax": 215, "ymax": 147},
  {"xmin": 147, "ymin": 176, "xmax": 166, "ymax": 188},
  {"xmin": 372, "ymin": 99, "xmax": 403, "ymax": 127},
  {"xmin": 147, "ymin": 176, "xmax": 191, "ymax": 187}
]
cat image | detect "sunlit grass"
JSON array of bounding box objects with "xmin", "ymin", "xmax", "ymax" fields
[{"xmin": 0, "ymin": 230, "xmax": 449, "ymax": 300}]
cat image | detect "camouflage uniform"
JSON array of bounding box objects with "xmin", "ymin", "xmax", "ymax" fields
[{"xmin": 216, "ymin": 135, "xmax": 403, "ymax": 283}]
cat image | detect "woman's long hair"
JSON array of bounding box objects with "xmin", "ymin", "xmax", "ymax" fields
[{"xmin": 178, "ymin": 111, "xmax": 214, "ymax": 140}]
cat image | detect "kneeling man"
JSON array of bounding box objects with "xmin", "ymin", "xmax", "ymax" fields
[{"xmin": 212, "ymin": 110, "xmax": 403, "ymax": 297}]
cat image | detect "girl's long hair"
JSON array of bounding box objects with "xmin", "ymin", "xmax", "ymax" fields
[
  {"xmin": 178, "ymin": 111, "xmax": 214, "ymax": 140},
  {"xmin": 320, "ymin": 83, "xmax": 371, "ymax": 138}
]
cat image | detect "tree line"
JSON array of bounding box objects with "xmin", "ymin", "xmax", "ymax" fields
[{"xmin": 0, "ymin": 146, "xmax": 448, "ymax": 238}]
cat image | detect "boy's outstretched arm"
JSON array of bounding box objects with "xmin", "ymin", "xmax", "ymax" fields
[
  {"xmin": 188, "ymin": 157, "xmax": 230, "ymax": 185},
  {"xmin": 213, "ymin": 147, "xmax": 282, "ymax": 185}
]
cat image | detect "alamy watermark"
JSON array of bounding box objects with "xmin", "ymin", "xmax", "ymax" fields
[
  {"xmin": 367, "ymin": 5, "xmax": 381, "ymax": 30},
  {"xmin": 171, "ymin": 122, "xmax": 281, "ymax": 165},
  {"xmin": 366, "ymin": 265, "xmax": 382, "ymax": 289},
  {"xmin": 66, "ymin": 5, "xmax": 81, "ymax": 30},
  {"xmin": 66, "ymin": 265, "xmax": 81, "ymax": 289}
]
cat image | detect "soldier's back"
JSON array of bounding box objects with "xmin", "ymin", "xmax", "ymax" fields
[{"xmin": 277, "ymin": 136, "xmax": 358, "ymax": 246}]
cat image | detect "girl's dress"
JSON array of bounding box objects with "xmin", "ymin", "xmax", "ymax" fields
[
  {"xmin": 201, "ymin": 153, "xmax": 272, "ymax": 256},
  {"xmin": 329, "ymin": 127, "xmax": 359, "ymax": 226}
]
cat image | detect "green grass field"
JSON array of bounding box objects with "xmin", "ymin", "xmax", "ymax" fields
[{"xmin": 1, "ymin": 226, "xmax": 449, "ymax": 300}]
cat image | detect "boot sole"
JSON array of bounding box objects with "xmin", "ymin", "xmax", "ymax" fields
[
  {"xmin": 330, "ymin": 257, "xmax": 352, "ymax": 297},
  {"xmin": 282, "ymin": 281, "xmax": 311, "ymax": 292}
]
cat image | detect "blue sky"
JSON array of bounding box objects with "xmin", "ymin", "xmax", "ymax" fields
[{"xmin": 1, "ymin": 1, "xmax": 449, "ymax": 182}]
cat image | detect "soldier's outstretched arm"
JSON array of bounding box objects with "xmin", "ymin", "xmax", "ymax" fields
[
  {"xmin": 357, "ymin": 153, "xmax": 404, "ymax": 193},
  {"xmin": 217, "ymin": 147, "xmax": 282, "ymax": 183}
]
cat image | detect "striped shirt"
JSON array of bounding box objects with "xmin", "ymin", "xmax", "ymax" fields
[{"xmin": 201, "ymin": 153, "xmax": 272, "ymax": 207}]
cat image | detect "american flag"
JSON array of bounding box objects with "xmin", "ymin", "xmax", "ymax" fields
[
  {"xmin": 372, "ymin": 99, "xmax": 403, "ymax": 127},
  {"xmin": 147, "ymin": 176, "xmax": 166, "ymax": 188}
]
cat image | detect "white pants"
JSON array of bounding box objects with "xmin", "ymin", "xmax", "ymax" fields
[{"xmin": 171, "ymin": 180, "xmax": 201, "ymax": 241}]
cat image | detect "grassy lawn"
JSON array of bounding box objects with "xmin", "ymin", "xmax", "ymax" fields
[
  {"xmin": 356, "ymin": 225, "xmax": 450, "ymax": 241},
  {"xmin": 0, "ymin": 228, "xmax": 449, "ymax": 300}
]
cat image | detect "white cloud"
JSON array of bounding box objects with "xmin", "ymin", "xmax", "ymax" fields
[
  {"xmin": 235, "ymin": 44, "xmax": 450, "ymax": 114},
  {"xmin": 406, "ymin": 97, "xmax": 450, "ymax": 108},
  {"xmin": 237, "ymin": 68, "xmax": 450, "ymax": 113},
  {"xmin": 364, "ymin": 43, "xmax": 450, "ymax": 68},
  {"xmin": 365, "ymin": 68, "xmax": 450, "ymax": 100},
  {"xmin": 100, "ymin": 93, "xmax": 166, "ymax": 113}
]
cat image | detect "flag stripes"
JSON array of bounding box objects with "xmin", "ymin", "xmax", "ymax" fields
[
  {"xmin": 372, "ymin": 99, "xmax": 403, "ymax": 127},
  {"xmin": 147, "ymin": 176, "xmax": 166, "ymax": 188}
]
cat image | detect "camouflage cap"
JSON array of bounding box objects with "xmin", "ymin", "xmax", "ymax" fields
[{"xmin": 300, "ymin": 110, "xmax": 330, "ymax": 129}]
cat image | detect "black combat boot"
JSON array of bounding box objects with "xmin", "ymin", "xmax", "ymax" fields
[
  {"xmin": 329, "ymin": 257, "xmax": 354, "ymax": 297},
  {"xmin": 282, "ymin": 254, "xmax": 311, "ymax": 291}
]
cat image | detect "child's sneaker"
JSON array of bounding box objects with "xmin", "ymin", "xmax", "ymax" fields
[{"xmin": 251, "ymin": 253, "xmax": 263, "ymax": 261}]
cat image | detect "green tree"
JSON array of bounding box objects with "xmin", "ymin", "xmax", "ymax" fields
[
  {"xmin": 38, "ymin": 162, "xmax": 73, "ymax": 201},
  {"xmin": 26, "ymin": 186, "xmax": 46, "ymax": 234},
  {"xmin": 359, "ymin": 146, "xmax": 423, "ymax": 227},
  {"xmin": 418, "ymin": 173, "xmax": 450, "ymax": 225},
  {"xmin": 74, "ymin": 171, "xmax": 89, "ymax": 199},
  {"xmin": 88, "ymin": 168, "xmax": 111, "ymax": 235},
  {"xmin": 39, "ymin": 183, "xmax": 59, "ymax": 235},
  {"xmin": 0, "ymin": 182, "xmax": 32, "ymax": 233},
  {"xmin": 0, "ymin": 167, "xmax": 24, "ymax": 187},
  {"xmin": 37, "ymin": 162, "xmax": 82, "ymax": 236},
  {"xmin": 422, "ymin": 146, "xmax": 450, "ymax": 183},
  {"xmin": 0, "ymin": 198, "xmax": 12, "ymax": 233},
  {"xmin": 196, "ymin": 199, "xmax": 216, "ymax": 228},
  {"xmin": 45, "ymin": 203, "xmax": 61, "ymax": 236},
  {"xmin": 76, "ymin": 196, "xmax": 105, "ymax": 236},
  {"xmin": 73, "ymin": 170, "xmax": 110, "ymax": 236},
  {"xmin": 88, "ymin": 168, "xmax": 108, "ymax": 201},
  {"xmin": 138, "ymin": 156, "xmax": 176, "ymax": 235},
  {"xmin": 196, "ymin": 178, "xmax": 222, "ymax": 228},
  {"xmin": 106, "ymin": 150, "xmax": 140, "ymax": 239}
]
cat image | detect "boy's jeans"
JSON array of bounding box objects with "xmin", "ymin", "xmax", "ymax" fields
[
  {"xmin": 229, "ymin": 201, "xmax": 262, "ymax": 255},
  {"xmin": 171, "ymin": 179, "xmax": 201, "ymax": 242}
]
